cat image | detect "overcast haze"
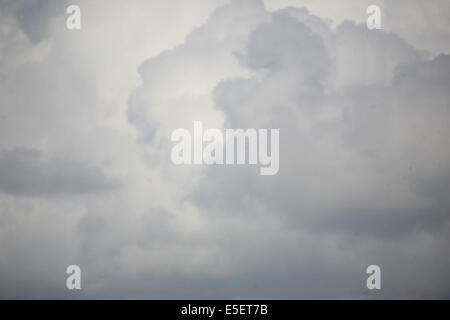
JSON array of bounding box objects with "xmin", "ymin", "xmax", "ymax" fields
[{"xmin": 0, "ymin": 0, "xmax": 450, "ymax": 299}]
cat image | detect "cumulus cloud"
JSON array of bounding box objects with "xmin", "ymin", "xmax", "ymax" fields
[
  {"xmin": 0, "ymin": 148, "xmax": 119, "ymax": 196},
  {"xmin": 130, "ymin": 0, "xmax": 450, "ymax": 298},
  {"xmin": 0, "ymin": 0, "xmax": 449, "ymax": 299}
]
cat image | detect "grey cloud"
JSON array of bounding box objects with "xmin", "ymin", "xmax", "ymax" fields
[
  {"xmin": 124, "ymin": 0, "xmax": 450, "ymax": 298},
  {"xmin": 383, "ymin": 0, "xmax": 450, "ymax": 55},
  {"xmin": 306, "ymin": 209, "xmax": 449, "ymax": 238},
  {"xmin": 179, "ymin": 5, "xmax": 450, "ymax": 297},
  {"xmin": 124, "ymin": 1, "xmax": 450, "ymax": 298},
  {"xmin": 1, "ymin": 0, "xmax": 450, "ymax": 299},
  {"xmin": 194, "ymin": 7, "xmax": 450, "ymax": 227},
  {"xmin": 0, "ymin": 148, "xmax": 120, "ymax": 196},
  {"xmin": 16, "ymin": 0, "xmax": 62, "ymax": 43},
  {"xmin": 127, "ymin": 0, "xmax": 270, "ymax": 144},
  {"xmin": 238, "ymin": 12, "xmax": 330, "ymax": 76},
  {"xmin": 0, "ymin": 0, "xmax": 65, "ymax": 44}
]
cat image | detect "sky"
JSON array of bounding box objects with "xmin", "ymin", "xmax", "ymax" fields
[{"xmin": 0, "ymin": 0, "xmax": 449, "ymax": 299}]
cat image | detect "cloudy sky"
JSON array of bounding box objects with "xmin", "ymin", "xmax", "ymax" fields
[{"xmin": 0, "ymin": 0, "xmax": 449, "ymax": 299}]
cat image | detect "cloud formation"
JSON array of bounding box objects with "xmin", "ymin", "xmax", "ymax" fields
[
  {"xmin": 0, "ymin": 0, "xmax": 449, "ymax": 298},
  {"xmin": 0, "ymin": 148, "xmax": 119, "ymax": 196}
]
